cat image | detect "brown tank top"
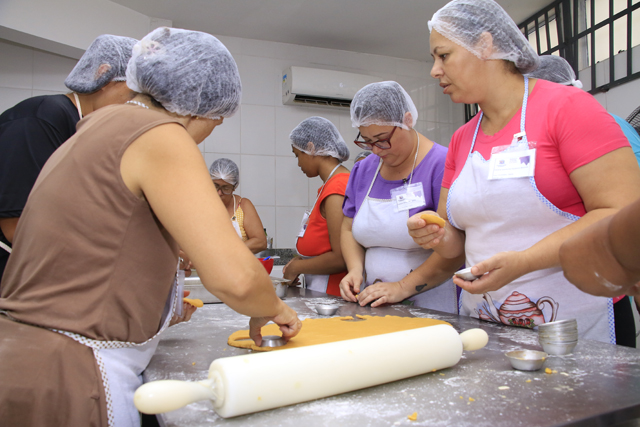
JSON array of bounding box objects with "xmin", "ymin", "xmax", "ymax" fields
[{"xmin": 0, "ymin": 104, "xmax": 182, "ymax": 343}]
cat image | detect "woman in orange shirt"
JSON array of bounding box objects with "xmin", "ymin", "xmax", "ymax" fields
[{"xmin": 284, "ymin": 117, "xmax": 350, "ymax": 296}]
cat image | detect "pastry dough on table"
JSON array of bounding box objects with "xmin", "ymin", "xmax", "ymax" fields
[{"xmin": 228, "ymin": 315, "xmax": 451, "ymax": 352}]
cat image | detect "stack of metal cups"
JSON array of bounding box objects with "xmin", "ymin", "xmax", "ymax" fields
[{"xmin": 538, "ymin": 319, "xmax": 578, "ymax": 355}]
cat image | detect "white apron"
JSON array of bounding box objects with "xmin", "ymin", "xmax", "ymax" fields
[
  {"xmin": 352, "ymin": 159, "xmax": 457, "ymax": 312},
  {"xmin": 296, "ymin": 165, "xmax": 341, "ymax": 292},
  {"xmin": 447, "ymin": 77, "xmax": 614, "ymax": 343},
  {"xmin": 51, "ymin": 267, "xmax": 181, "ymax": 427}
]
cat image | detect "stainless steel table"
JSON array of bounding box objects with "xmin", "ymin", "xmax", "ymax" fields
[{"xmin": 143, "ymin": 288, "xmax": 640, "ymax": 427}]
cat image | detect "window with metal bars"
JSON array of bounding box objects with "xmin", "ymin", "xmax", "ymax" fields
[{"xmin": 465, "ymin": 0, "xmax": 640, "ymax": 122}]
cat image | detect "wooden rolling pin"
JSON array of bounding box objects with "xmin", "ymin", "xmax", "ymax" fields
[{"xmin": 134, "ymin": 325, "xmax": 488, "ymax": 418}]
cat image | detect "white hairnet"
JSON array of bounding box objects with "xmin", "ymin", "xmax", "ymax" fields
[
  {"xmin": 290, "ymin": 116, "xmax": 350, "ymax": 162},
  {"xmin": 354, "ymin": 151, "xmax": 372, "ymax": 162},
  {"xmin": 65, "ymin": 35, "xmax": 138, "ymax": 93},
  {"xmin": 525, "ymin": 55, "xmax": 583, "ymax": 88},
  {"xmin": 209, "ymin": 158, "xmax": 239, "ymax": 186},
  {"xmin": 350, "ymin": 81, "xmax": 418, "ymax": 130},
  {"xmin": 428, "ymin": 0, "xmax": 539, "ymax": 74},
  {"xmin": 126, "ymin": 27, "xmax": 242, "ymax": 119}
]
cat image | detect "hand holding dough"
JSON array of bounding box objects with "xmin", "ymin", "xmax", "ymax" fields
[
  {"xmin": 420, "ymin": 213, "xmax": 446, "ymax": 228},
  {"xmin": 183, "ymin": 297, "xmax": 204, "ymax": 307}
]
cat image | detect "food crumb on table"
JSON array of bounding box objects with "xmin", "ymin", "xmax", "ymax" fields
[{"xmin": 407, "ymin": 412, "xmax": 418, "ymax": 421}]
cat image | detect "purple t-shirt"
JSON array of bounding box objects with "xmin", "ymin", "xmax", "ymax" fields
[{"xmin": 343, "ymin": 142, "xmax": 447, "ymax": 218}]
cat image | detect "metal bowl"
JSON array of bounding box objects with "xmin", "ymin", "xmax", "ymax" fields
[
  {"xmin": 260, "ymin": 335, "xmax": 286, "ymax": 348},
  {"xmin": 505, "ymin": 350, "xmax": 548, "ymax": 371},
  {"xmin": 315, "ymin": 303, "xmax": 339, "ymax": 316},
  {"xmin": 540, "ymin": 340, "xmax": 577, "ymax": 355}
]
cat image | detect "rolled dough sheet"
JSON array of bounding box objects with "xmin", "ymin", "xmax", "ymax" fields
[{"xmin": 228, "ymin": 315, "xmax": 451, "ymax": 352}]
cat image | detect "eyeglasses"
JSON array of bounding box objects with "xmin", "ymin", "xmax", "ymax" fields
[
  {"xmin": 214, "ymin": 183, "xmax": 235, "ymax": 195},
  {"xmin": 354, "ymin": 126, "xmax": 397, "ymax": 150}
]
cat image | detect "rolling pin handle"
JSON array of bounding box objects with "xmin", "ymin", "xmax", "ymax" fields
[
  {"xmin": 134, "ymin": 379, "xmax": 217, "ymax": 414},
  {"xmin": 460, "ymin": 328, "xmax": 489, "ymax": 352}
]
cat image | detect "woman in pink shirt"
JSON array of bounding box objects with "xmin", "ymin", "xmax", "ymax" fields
[{"xmin": 408, "ymin": 0, "xmax": 640, "ymax": 345}]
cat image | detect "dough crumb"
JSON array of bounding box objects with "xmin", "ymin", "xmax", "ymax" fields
[
  {"xmin": 469, "ymin": 397, "xmax": 475, "ymax": 402},
  {"xmin": 545, "ymin": 368, "xmax": 553, "ymax": 374},
  {"xmin": 192, "ymin": 362, "xmax": 196, "ymax": 365},
  {"xmin": 439, "ymin": 373, "xmax": 445, "ymax": 376},
  {"xmin": 560, "ymin": 372, "xmax": 569, "ymax": 376},
  {"xmin": 459, "ymin": 396, "xmax": 463, "ymax": 399},
  {"xmin": 498, "ymin": 386, "xmax": 510, "ymax": 390},
  {"xmin": 552, "ymin": 370, "xmax": 558, "ymax": 374},
  {"xmin": 526, "ymin": 379, "xmax": 532, "ymax": 383},
  {"xmin": 408, "ymin": 412, "xmax": 418, "ymax": 421}
]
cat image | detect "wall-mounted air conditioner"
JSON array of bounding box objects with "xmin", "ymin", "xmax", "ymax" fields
[{"xmin": 282, "ymin": 66, "xmax": 382, "ymax": 108}]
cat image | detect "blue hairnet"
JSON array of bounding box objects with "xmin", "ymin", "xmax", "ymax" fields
[
  {"xmin": 209, "ymin": 158, "xmax": 239, "ymax": 186},
  {"xmin": 525, "ymin": 55, "xmax": 583, "ymax": 88},
  {"xmin": 350, "ymin": 81, "xmax": 418, "ymax": 130},
  {"xmin": 290, "ymin": 116, "xmax": 350, "ymax": 162},
  {"xmin": 428, "ymin": 0, "xmax": 539, "ymax": 74},
  {"xmin": 65, "ymin": 35, "xmax": 138, "ymax": 93},
  {"xmin": 126, "ymin": 27, "xmax": 242, "ymax": 119}
]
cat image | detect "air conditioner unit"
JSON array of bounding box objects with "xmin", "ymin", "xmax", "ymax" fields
[{"xmin": 282, "ymin": 66, "xmax": 382, "ymax": 108}]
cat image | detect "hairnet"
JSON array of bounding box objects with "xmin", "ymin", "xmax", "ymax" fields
[
  {"xmin": 525, "ymin": 55, "xmax": 583, "ymax": 88},
  {"xmin": 65, "ymin": 35, "xmax": 138, "ymax": 93},
  {"xmin": 209, "ymin": 158, "xmax": 239, "ymax": 186},
  {"xmin": 428, "ymin": 0, "xmax": 539, "ymax": 74},
  {"xmin": 126, "ymin": 27, "xmax": 242, "ymax": 119},
  {"xmin": 290, "ymin": 116, "xmax": 350, "ymax": 162},
  {"xmin": 350, "ymin": 81, "xmax": 418, "ymax": 130},
  {"xmin": 354, "ymin": 151, "xmax": 372, "ymax": 162}
]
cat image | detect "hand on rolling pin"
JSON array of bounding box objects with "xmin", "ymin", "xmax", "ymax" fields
[
  {"xmin": 339, "ymin": 270, "xmax": 363, "ymax": 303},
  {"xmin": 249, "ymin": 302, "xmax": 301, "ymax": 347},
  {"xmin": 179, "ymin": 249, "xmax": 193, "ymax": 277},
  {"xmin": 357, "ymin": 281, "xmax": 407, "ymax": 307},
  {"xmin": 454, "ymin": 251, "xmax": 531, "ymax": 294},
  {"xmin": 407, "ymin": 211, "xmax": 447, "ymax": 250},
  {"xmin": 282, "ymin": 256, "xmax": 301, "ymax": 286},
  {"xmin": 169, "ymin": 290, "xmax": 198, "ymax": 326}
]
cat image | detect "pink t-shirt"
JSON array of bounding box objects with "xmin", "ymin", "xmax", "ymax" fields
[{"xmin": 442, "ymin": 79, "xmax": 630, "ymax": 217}]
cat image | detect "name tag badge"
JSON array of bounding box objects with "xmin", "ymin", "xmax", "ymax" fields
[
  {"xmin": 297, "ymin": 210, "xmax": 311, "ymax": 238},
  {"xmin": 390, "ymin": 182, "xmax": 425, "ymax": 212},
  {"xmin": 488, "ymin": 148, "xmax": 536, "ymax": 180}
]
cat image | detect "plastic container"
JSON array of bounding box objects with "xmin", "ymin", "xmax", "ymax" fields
[{"xmin": 258, "ymin": 257, "xmax": 274, "ymax": 274}]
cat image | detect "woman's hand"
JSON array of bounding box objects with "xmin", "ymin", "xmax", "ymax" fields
[
  {"xmin": 169, "ymin": 290, "xmax": 198, "ymax": 326},
  {"xmin": 248, "ymin": 302, "xmax": 302, "ymax": 347},
  {"xmin": 357, "ymin": 281, "xmax": 408, "ymax": 307},
  {"xmin": 454, "ymin": 251, "xmax": 531, "ymax": 294},
  {"xmin": 339, "ymin": 271, "xmax": 364, "ymax": 302},
  {"xmin": 407, "ymin": 211, "xmax": 446, "ymax": 250},
  {"xmin": 283, "ymin": 257, "xmax": 302, "ymax": 281}
]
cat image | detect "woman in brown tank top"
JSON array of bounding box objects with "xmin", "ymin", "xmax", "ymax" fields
[{"xmin": 0, "ymin": 27, "xmax": 301, "ymax": 427}]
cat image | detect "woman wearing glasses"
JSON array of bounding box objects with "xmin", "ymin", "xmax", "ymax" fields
[
  {"xmin": 209, "ymin": 158, "xmax": 267, "ymax": 254},
  {"xmin": 339, "ymin": 81, "xmax": 463, "ymax": 311}
]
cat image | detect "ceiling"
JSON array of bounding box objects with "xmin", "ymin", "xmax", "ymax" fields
[{"xmin": 110, "ymin": 0, "xmax": 552, "ymax": 63}]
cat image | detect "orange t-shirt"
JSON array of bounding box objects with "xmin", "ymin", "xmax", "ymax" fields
[{"xmin": 296, "ymin": 172, "xmax": 349, "ymax": 296}]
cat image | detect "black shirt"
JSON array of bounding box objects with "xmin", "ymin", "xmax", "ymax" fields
[{"xmin": 0, "ymin": 94, "xmax": 79, "ymax": 277}]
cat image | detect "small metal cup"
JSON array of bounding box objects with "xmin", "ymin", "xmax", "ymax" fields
[
  {"xmin": 315, "ymin": 304, "xmax": 339, "ymax": 316},
  {"xmin": 505, "ymin": 350, "xmax": 548, "ymax": 371}
]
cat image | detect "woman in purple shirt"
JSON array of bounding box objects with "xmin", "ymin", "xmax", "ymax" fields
[{"xmin": 340, "ymin": 81, "xmax": 463, "ymax": 311}]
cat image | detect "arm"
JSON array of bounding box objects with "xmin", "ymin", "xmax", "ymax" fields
[
  {"xmin": 238, "ymin": 198, "xmax": 267, "ymax": 254},
  {"xmin": 339, "ymin": 216, "xmax": 366, "ymax": 302},
  {"xmin": 283, "ymin": 194, "xmax": 347, "ymax": 279},
  {"xmin": 0, "ymin": 217, "xmax": 19, "ymax": 243},
  {"xmin": 459, "ymin": 147, "xmax": 640, "ymax": 294},
  {"xmin": 407, "ymin": 188, "xmax": 466, "ymax": 258},
  {"xmin": 120, "ymin": 124, "xmax": 300, "ymax": 344},
  {"xmin": 560, "ymin": 197, "xmax": 640, "ymax": 298},
  {"xmin": 358, "ymin": 251, "xmax": 465, "ymax": 307}
]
